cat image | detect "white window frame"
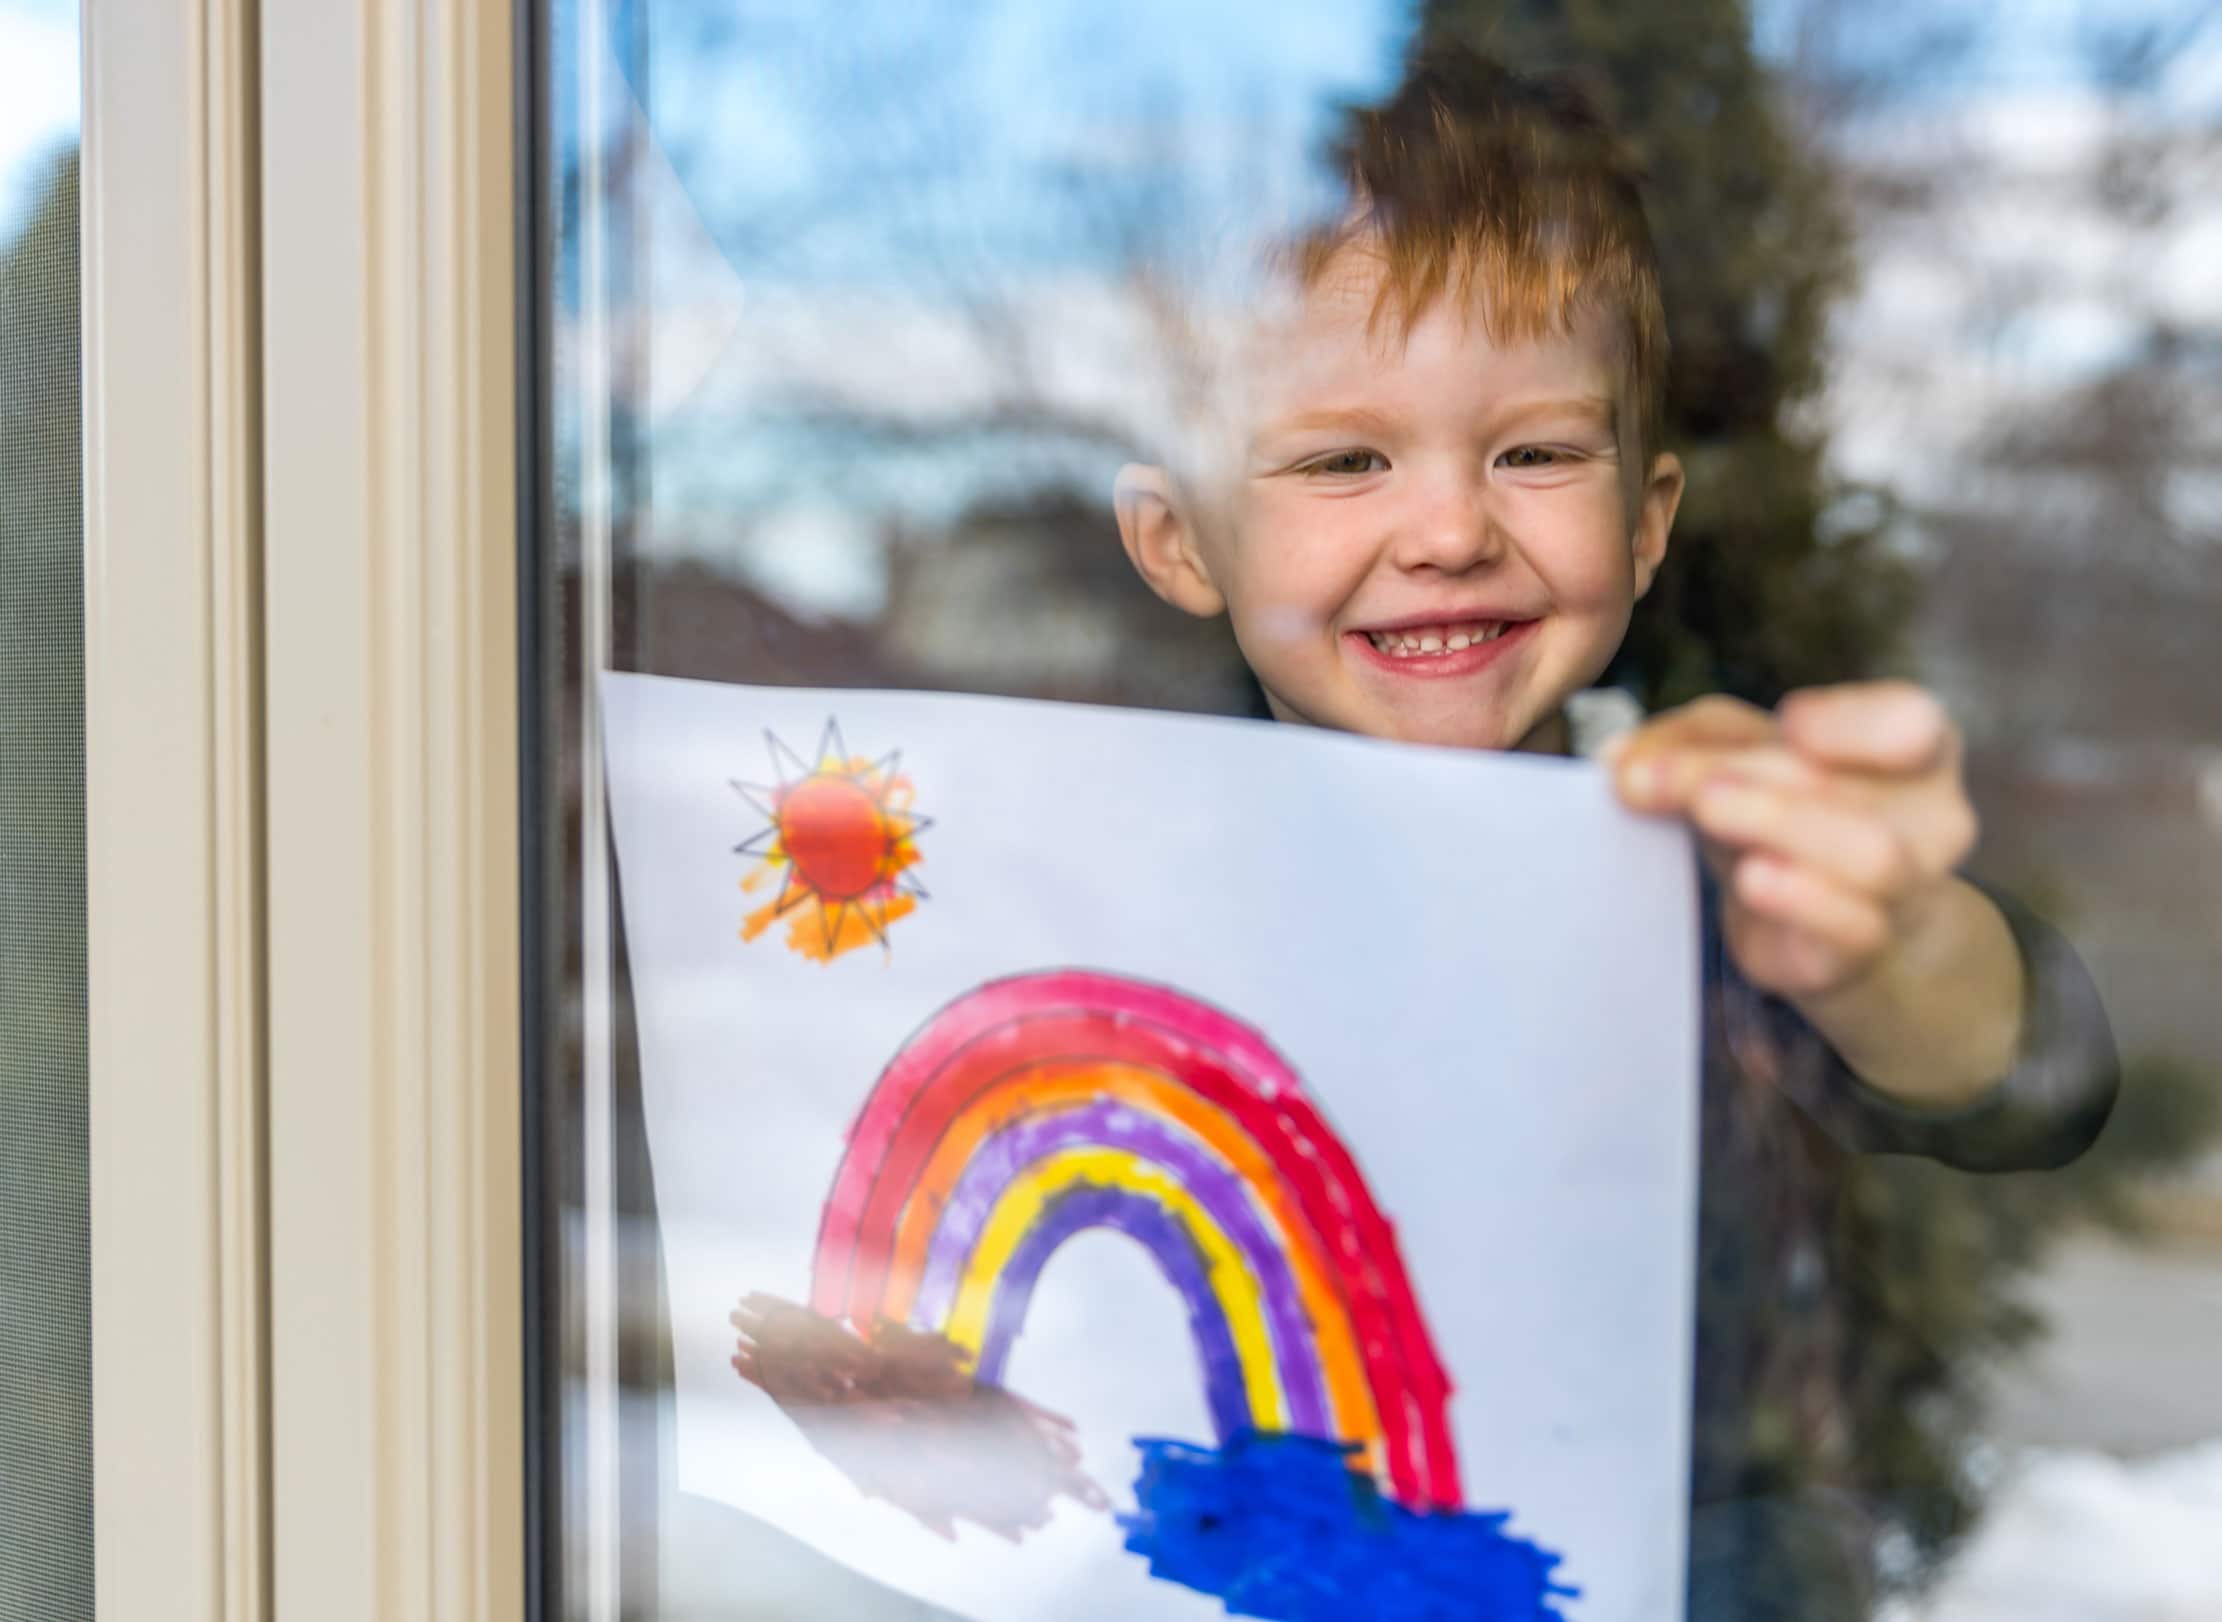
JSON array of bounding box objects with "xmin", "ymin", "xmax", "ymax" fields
[{"xmin": 84, "ymin": 1, "xmax": 526, "ymax": 1616}]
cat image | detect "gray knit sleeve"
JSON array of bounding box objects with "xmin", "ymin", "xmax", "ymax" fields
[{"xmin": 1717, "ymin": 878, "xmax": 2119, "ymax": 1173}]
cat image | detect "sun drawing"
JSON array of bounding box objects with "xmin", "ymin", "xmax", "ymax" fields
[{"xmin": 732, "ymin": 721, "xmax": 930, "ymax": 963}]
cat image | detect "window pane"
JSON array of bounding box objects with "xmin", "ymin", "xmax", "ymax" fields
[
  {"xmin": 0, "ymin": 1, "xmax": 92, "ymax": 1617},
  {"xmin": 528, "ymin": 4, "xmax": 2222, "ymax": 1618}
]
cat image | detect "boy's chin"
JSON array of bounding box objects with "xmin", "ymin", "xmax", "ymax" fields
[
  {"xmin": 1263, "ymin": 685, "xmax": 1554, "ymax": 754},
  {"xmin": 1384, "ymin": 714, "xmax": 1550, "ymax": 753}
]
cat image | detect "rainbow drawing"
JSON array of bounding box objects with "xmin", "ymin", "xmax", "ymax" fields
[
  {"xmin": 734, "ymin": 969, "xmax": 1570, "ymax": 1617},
  {"xmin": 815, "ymin": 967, "xmax": 1456, "ymax": 1506}
]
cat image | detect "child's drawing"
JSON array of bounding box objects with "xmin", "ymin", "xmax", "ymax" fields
[
  {"xmin": 735, "ymin": 968, "xmax": 1572, "ymax": 1617},
  {"xmin": 599, "ymin": 673, "xmax": 1701, "ymax": 1622}
]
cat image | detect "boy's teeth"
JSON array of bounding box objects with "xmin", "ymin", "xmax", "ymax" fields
[{"xmin": 1367, "ymin": 621, "xmax": 1509, "ymax": 657}]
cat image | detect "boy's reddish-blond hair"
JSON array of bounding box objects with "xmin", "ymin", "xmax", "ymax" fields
[{"xmin": 1290, "ymin": 45, "xmax": 1670, "ymax": 488}]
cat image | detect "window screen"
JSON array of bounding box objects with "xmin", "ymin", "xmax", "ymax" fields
[{"xmin": 0, "ymin": 0, "xmax": 93, "ymax": 1613}]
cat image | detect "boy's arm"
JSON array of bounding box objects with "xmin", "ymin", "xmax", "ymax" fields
[
  {"xmin": 1613, "ymin": 682, "xmax": 2118, "ymax": 1169},
  {"xmin": 1772, "ymin": 870, "xmax": 2022, "ymax": 1111},
  {"xmin": 1716, "ymin": 875, "xmax": 2118, "ymax": 1171}
]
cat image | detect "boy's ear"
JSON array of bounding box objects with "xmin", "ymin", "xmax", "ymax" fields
[
  {"xmin": 1114, "ymin": 463, "xmax": 1226, "ymax": 619},
  {"xmin": 1631, "ymin": 450, "xmax": 1684, "ymax": 601}
]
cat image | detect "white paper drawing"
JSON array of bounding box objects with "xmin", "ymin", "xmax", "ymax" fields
[{"xmin": 600, "ymin": 672, "xmax": 1700, "ymax": 1621}]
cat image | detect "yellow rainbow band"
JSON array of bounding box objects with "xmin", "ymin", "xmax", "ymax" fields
[{"xmin": 943, "ymin": 1145, "xmax": 1288, "ymax": 1433}]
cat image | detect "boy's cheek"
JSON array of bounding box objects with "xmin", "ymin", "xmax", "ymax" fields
[
  {"xmin": 1242, "ymin": 603, "xmax": 1329, "ymax": 648},
  {"xmin": 1224, "ymin": 599, "xmax": 1341, "ymax": 707},
  {"xmin": 1215, "ymin": 517, "xmax": 1350, "ymax": 633}
]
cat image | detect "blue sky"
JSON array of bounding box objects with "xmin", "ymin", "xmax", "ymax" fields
[
  {"xmin": 592, "ymin": 0, "xmax": 1413, "ymax": 292},
  {"xmin": 564, "ymin": 0, "xmax": 2218, "ymax": 309},
  {"xmin": 6, "ymin": 0, "xmax": 2215, "ymax": 249}
]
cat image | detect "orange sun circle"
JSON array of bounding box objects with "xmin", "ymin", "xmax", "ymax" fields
[
  {"xmin": 735, "ymin": 721, "xmax": 930, "ymax": 962},
  {"xmin": 778, "ymin": 774, "xmax": 893, "ymax": 900}
]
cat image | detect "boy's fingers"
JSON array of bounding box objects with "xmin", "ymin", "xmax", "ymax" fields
[
  {"xmin": 1725, "ymin": 913, "xmax": 1863, "ymax": 1002},
  {"xmin": 1614, "ymin": 740, "xmax": 1818, "ymax": 814},
  {"xmin": 1728, "ymin": 856, "xmax": 1892, "ymax": 990},
  {"xmin": 1779, "ymin": 682, "xmax": 1956, "ymax": 775},
  {"xmin": 1688, "ymin": 776, "xmax": 1916, "ymax": 897},
  {"xmin": 1618, "ymin": 694, "xmax": 1777, "ymax": 755},
  {"xmin": 1608, "ymin": 697, "xmax": 1777, "ymax": 809}
]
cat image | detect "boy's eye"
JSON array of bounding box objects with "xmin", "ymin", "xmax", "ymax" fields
[
  {"xmin": 1303, "ymin": 449, "xmax": 1388, "ymax": 476},
  {"xmin": 1500, "ymin": 446, "xmax": 1563, "ymax": 468}
]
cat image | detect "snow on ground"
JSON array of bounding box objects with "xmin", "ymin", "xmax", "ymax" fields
[{"xmin": 1882, "ymin": 1442, "xmax": 2222, "ymax": 1622}]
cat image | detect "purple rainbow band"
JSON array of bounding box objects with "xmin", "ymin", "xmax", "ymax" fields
[
  {"xmin": 975, "ymin": 1185, "xmax": 1252, "ymax": 1443},
  {"xmin": 908, "ymin": 1099, "xmax": 1329, "ymax": 1437}
]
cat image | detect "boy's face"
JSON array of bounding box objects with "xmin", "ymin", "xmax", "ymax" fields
[{"xmin": 1118, "ymin": 257, "xmax": 1683, "ymax": 752}]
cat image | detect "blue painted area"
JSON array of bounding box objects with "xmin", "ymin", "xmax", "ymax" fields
[{"xmin": 1119, "ymin": 1432, "xmax": 1574, "ymax": 1621}]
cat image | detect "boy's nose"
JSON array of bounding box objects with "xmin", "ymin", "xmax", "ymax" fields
[{"xmin": 1392, "ymin": 475, "xmax": 1507, "ymax": 574}]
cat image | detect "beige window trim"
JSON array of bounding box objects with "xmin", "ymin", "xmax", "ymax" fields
[
  {"xmin": 90, "ymin": 1, "xmax": 525, "ymax": 1617},
  {"xmin": 84, "ymin": 0, "xmax": 268, "ymax": 1617},
  {"xmin": 257, "ymin": 1, "xmax": 525, "ymax": 1619}
]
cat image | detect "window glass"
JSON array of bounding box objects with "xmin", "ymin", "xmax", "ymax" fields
[
  {"xmin": 0, "ymin": 1, "xmax": 92, "ymax": 1616},
  {"xmin": 531, "ymin": 4, "xmax": 2222, "ymax": 1617}
]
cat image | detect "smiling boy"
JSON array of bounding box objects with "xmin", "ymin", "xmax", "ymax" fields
[{"xmin": 1111, "ymin": 44, "xmax": 2116, "ymax": 1616}]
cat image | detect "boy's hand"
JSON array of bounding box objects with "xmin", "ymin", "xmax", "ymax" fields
[
  {"xmin": 1608, "ymin": 682, "xmax": 1973, "ymax": 999},
  {"xmin": 1607, "ymin": 682, "xmax": 2022, "ymax": 1106}
]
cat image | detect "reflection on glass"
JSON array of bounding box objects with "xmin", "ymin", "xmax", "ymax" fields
[
  {"xmin": 537, "ymin": 3, "xmax": 2222, "ymax": 1618},
  {"xmin": 0, "ymin": 0, "xmax": 91, "ymax": 1616}
]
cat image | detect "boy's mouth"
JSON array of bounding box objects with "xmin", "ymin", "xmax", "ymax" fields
[
  {"xmin": 1345, "ymin": 616, "xmax": 1537, "ymax": 678},
  {"xmin": 1360, "ymin": 619, "xmax": 1514, "ymax": 659}
]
